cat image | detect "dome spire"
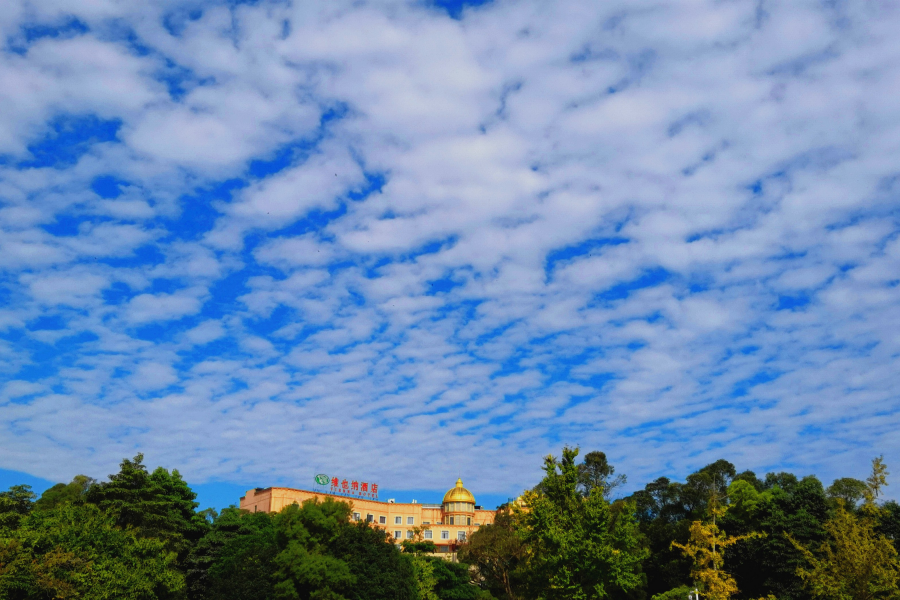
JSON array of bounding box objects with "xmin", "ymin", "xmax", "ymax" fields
[{"xmin": 443, "ymin": 478, "xmax": 476, "ymax": 504}]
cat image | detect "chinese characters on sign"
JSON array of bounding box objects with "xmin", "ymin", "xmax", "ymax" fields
[{"xmin": 317, "ymin": 475, "xmax": 379, "ymax": 499}]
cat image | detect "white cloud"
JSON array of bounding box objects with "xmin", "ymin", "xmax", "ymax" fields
[
  {"xmin": 0, "ymin": 0, "xmax": 898, "ymax": 501},
  {"xmin": 124, "ymin": 292, "xmax": 203, "ymax": 324},
  {"xmin": 184, "ymin": 320, "xmax": 226, "ymax": 345}
]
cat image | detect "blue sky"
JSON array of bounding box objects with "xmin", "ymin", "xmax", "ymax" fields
[{"xmin": 1, "ymin": 0, "xmax": 899, "ymax": 511}]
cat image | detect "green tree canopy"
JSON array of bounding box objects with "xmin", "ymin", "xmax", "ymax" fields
[
  {"xmin": 577, "ymin": 451, "xmax": 626, "ymax": 500},
  {"xmin": 186, "ymin": 506, "xmax": 278, "ymax": 600},
  {"xmin": 724, "ymin": 474, "xmax": 829, "ymax": 600},
  {"xmin": 330, "ymin": 519, "xmax": 417, "ymax": 600},
  {"xmin": 34, "ymin": 476, "xmax": 95, "ymax": 512},
  {"xmin": 85, "ymin": 454, "xmax": 208, "ymax": 565},
  {"xmin": 520, "ymin": 446, "xmax": 648, "ymax": 600},
  {"xmin": 827, "ymin": 478, "xmax": 869, "ymax": 510},
  {"xmin": 0, "ymin": 502, "xmax": 184, "ymax": 600},
  {"xmin": 0, "ymin": 485, "xmax": 36, "ymax": 532}
]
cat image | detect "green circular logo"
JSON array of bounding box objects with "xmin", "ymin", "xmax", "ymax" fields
[{"xmin": 315, "ymin": 474, "xmax": 329, "ymax": 486}]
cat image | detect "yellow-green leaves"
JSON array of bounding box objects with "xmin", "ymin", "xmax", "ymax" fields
[
  {"xmin": 788, "ymin": 503, "xmax": 900, "ymax": 600},
  {"xmin": 671, "ymin": 503, "xmax": 764, "ymax": 600}
]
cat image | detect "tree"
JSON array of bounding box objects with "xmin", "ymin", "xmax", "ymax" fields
[
  {"xmin": 406, "ymin": 553, "xmax": 439, "ymax": 600},
  {"xmin": 519, "ymin": 446, "xmax": 648, "ymax": 600},
  {"xmin": 765, "ymin": 473, "xmax": 800, "ymax": 493},
  {"xmin": 271, "ymin": 499, "xmax": 356, "ymax": 600},
  {"xmin": 0, "ymin": 502, "xmax": 184, "ymax": 600},
  {"xmin": 625, "ymin": 461, "xmax": 739, "ymax": 599},
  {"xmin": 0, "ymin": 485, "xmax": 36, "ymax": 531},
  {"xmin": 34, "ymin": 476, "xmax": 95, "ymax": 511},
  {"xmin": 626, "ymin": 476, "xmax": 693, "ymax": 597},
  {"xmin": 578, "ymin": 451, "xmax": 626, "ymax": 500},
  {"xmin": 865, "ymin": 457, "xmax": 889, "ymax": 504},
  {"xmin": 85, "ymin": 454, "xmax": 208, "ymax": 565},
  {"xmin": 429, "ymin": 558, "xmax": 485, "ymax": 600},
  {"xmin": 331, "ymin": 519, "xmax": 417, "ymax": 600},
  {"xmin": 876, "ymin": 501, "xmax": 900, "ymax": 554},
  {"xmin": 459, "ymin": 508, "xmax": 526, "ymax": 600},
  {"xmin": 723, "ymin": 474, "xmax": 829, "ymax": 600},
  {"xmin": 788, "ymin": 503, "xmax": 900, "ymax": 600},
  {"xmin": 671, "ymin": 500, "xmax": 763, "ymax": 600},
  {"xmin": 827, "ymin": 479, "xmax": 868, "ymax": 510},
  {"xmin": 187, "ymin": 507, "xmax": 278, "ymax": 600}
]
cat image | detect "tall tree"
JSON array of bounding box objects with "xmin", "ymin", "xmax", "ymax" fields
[
  {"xmin": 85, "ymin": 454, "xmax": 208, "ymax": 566},
  {"xmin": 520, "ymin": 446, "xmax": 648, "ymax": 600},
  {"xmin": 865, "ymin": 457, "xmax": 889, "ymax": 504},
  {"xmin": 671, "ymin": 500, "xmax": 763, "ymax": 600},
  {"xmin": 271, "ymin": 498, "xmax": 356, "ymax": 600},
  {"xmin": 724, "ymin": 474, "xmax": 829, "ymax": 600},
  {"xmin": 578, "ymin": 451, "xmax": 626, "ymax": 500},
  {"xmin": 0, "ymin": 485, "xmax": 36, "ymax": 532},
  {"xmin": 876, "ymin": 501, "xmax": 900, "ymax": 554},
  {"xmin": 331, "ymin": 519, "xmax": 417, "ymax": 600},
  {"xmin": 625, "ymin": 461, "xmax": 739, "ymax": 599},
  {"xmin": 187, "ymin": 507, "xmax": 278, "ymax": 600},
  {"xmin": 827, "ymin": 478, "xmax": 868, "ymax": 510},
  {"xmin": 459, "ymin": 508, "xmax": 527, "ymax": 600}
]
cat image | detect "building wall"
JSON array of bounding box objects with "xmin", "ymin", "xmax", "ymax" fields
[{"xmin": 239, "ymin": 487, "xmax": 496, "ymax": 549}]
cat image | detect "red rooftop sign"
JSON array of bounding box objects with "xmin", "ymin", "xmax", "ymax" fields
[{"xmin": 316, "ymin": 474, "xmax": 379, "ymax": 499}]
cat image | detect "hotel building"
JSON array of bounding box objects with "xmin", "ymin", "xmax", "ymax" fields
[{"xmin": 240, "ymin": 478, "xmax": 495, "ymax": 552}]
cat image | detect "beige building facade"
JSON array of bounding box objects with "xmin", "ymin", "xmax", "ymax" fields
[{"xmin": 240, "ymin": 478, "xmax": 495, "ymax": 552}]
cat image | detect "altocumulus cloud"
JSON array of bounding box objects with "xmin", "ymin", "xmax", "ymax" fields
[{"xmin": 0, "ymin": 0, "xmax": 899, "ymax": 498}]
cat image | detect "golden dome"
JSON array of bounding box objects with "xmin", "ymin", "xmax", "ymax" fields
[{"xmin": 442, "ymin": 478, "xmax": 476, "ymax": 504}]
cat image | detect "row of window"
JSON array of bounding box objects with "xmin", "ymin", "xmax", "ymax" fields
[
  {"xmin": 444, "ymin": 502, "xmax": 474, "ymax": 513},
  {"xmin": 393, "ymin": 530, "xmax": 467, "ymax": 541},
  {"xmin": 350, "ymin": 513, "xmax": 474, "ymax": 527},
  {"xmin": 352, "ymin": 514, "xmax": 416, "ymax": 525}
]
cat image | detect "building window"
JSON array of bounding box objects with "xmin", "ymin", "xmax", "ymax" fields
[
  {"xmin": 366, "ymin": 514, "xmax": 373, "ymax": 522},
  {"xmin": 423, "ymin": 521, "xmax": 430, "ymax": 525},
  {"xmin": 424, "ymin": 530, "xmax": 433, "ymax": 539},
  {"xmin": 394, "ymin": 531, "xmax": 401, "ymax": 539},
  {"xmin": 407, "ymin": 517, "xmax": 414, "ymax": 525},
  {"xmin": 467, "ymin": 517, "xmax": 471, "ymax": 525},
  {"xmin": 457, "ymin": 531, "xmax": 466, "ymax": 542},
  {"xmin": 441, "ymin": 531, "xmax": 449, "ymax": 540},
  {"xmin": 395, "ymin": 516, "xmax": 402, "ymax": 525},
  {"xmin": 406, "ymin": 530, "xmax": 414, "ymax": 539},
  {"xmin": 449, "ymin": 516, "xmax": 454, "ymax": 525},
  {"xmin": 379, "ymin": 516, "xmax": 386, "ymax": 524},
  {"xmin": 353, "ymin": 513, "xmax": 360, "ymax": 521}
]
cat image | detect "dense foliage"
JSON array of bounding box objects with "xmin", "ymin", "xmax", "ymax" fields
[{"xmin": 1, "ymin": 450, "xmax": 898, "ymax": 600}]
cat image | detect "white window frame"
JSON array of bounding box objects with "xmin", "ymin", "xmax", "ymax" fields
[
  {"xmin": 407, "ymin": 516, "xmax": 414, "ymax": 525},
  {"xmin": 406, "ymin": 530, "xmax": 414, "ymax": 539},
  {"xmin": 379, "ymin": 516, "xmax": 386, "ymax": 524},
  {"xmin": 353, "ymin": 512, "xmax": 360, "ymax": 521},
  {"xmin": 394, "ymin": 530, "xmax": 402, "ymax": 539},
  {"xmin": 424, "ymin": 530, "xmax": 433, "ymax": 539},
  {"xmin": 441, "ymin": 530, "xmax": 449, "ymax": 540},
  {"xmin": 457, "ymin": 531, "xmax": 466, "ymax": 541},
  {"xmin": 395, "ymin": 516, "xmax": 402, "ymax": 525}
]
